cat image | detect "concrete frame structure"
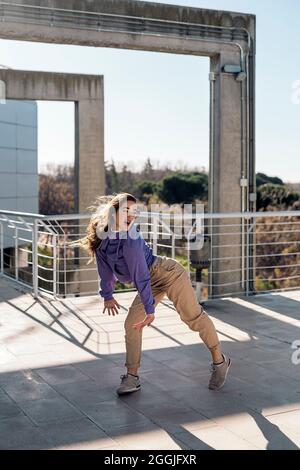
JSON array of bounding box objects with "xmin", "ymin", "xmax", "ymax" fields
[
  {"xmin": 0, "ymin": 0, "xmax": 256, "ymax": 296},
  {"xmin": 0, "ymin": 68, "xmax": 105, "ymax": 214}
]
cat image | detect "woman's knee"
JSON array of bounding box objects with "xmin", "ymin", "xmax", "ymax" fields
[
  {"xmin": 184, "ymin": 310, "xmax": 209, "ymax": 332},
  {"xmin": 124, "ymin": 306, "xmax": 145, "ymax": 331}
]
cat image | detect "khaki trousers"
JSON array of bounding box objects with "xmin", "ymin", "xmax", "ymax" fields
[{"xmin": 124, "ymin": 255, "xmax": 220, "ymax": 369}]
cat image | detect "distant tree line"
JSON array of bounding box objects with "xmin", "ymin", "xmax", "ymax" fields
[
  {"xmin": 38, "ymin": 163, "xmax": 300, "ymax": 293},
  {"xmin": 39, "ymin": 163, "xmax": 75, "ymax": 215},
  {"xmin": 39, "ymin": 162, "xmax": 300, "ymax": 215},
  {"xmin": 105, "ymin": 158, "xmax": 208, "ymax": 207}
]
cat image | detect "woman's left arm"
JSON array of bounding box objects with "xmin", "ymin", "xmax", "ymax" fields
[{"xmin": 122, "ymin": 237, "xmax": 156, "ymax": 316}]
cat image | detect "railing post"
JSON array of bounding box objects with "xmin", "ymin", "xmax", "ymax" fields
[
  {"xmin": 186, "ymin": 231, "xmax": 191, "ymax": 281},
  {"xmin": 32, "ymin": 219, "xmax": 39, "ymax": 298},
  {"xmin": 171, "ymin": 233, "xmax": 175, "ymax": 259},
  {"xmin": 152, "ymin": 215, "xmax": 158, "ymax": 255},
  {"xmin": 15, "ymin": 227, "xmax": 18, "ymax": 281},
  {"xmin": 246, "ymin": 216, "xmax": 250, "ymax": 296},
  {"xmin": 241, "ymin": 216, "xmax": 245, "ymax": 291},
  {"xmin": 53, "ymin": 233, "xmax": 57, "ymax": 297},
  {"xmin": 209, "ymin": 215, "xmax": 213, "ymax": 300},
  {"xmin": 246, "ymin": 217, "xmax": 256, "ymax": 296}
]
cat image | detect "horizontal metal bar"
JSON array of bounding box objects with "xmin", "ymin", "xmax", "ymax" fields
[
  {"xmin": 0, "ymin": 209, "xmax": 45, "ymax": 219},
  {"xmin": 255, "ymin": 263, "xmax": 300, "ymax": 270},
  {"xmin": 250, "ymin": 275, "xmax": 300, "ymax": 282},
  {"xmin": 2, "ymin": 209, "xmax": 300, "ymax": 222},
  {"xmin": 255, "ymin": 251, "xmax": 300, "ymax": 259}
]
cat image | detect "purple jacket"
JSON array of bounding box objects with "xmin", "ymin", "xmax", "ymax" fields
[{"xmin": 95, "ymin": 223, "xmax": 157, "ymax": 314}]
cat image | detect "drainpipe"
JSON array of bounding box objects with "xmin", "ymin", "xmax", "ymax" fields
[{"xmin": 208, "ymin": 71, "xmax": 217, "ymax": 299}]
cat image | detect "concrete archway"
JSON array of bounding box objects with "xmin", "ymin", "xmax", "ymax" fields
[
  {"xmin": 0, "ymin": 0, "xmax": 256, "ymax": 295},
  {"xmin": 0, "ymin": 68, "xmax": 104, "ymax": 214}
]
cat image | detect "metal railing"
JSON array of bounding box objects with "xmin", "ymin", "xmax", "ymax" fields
[{"xmin": 0, "ymin": 209, "xmax": 300, "ymax": 301}]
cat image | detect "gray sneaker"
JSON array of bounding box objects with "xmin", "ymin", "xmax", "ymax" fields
[
  {"xmin": 117, "ymin": 373, "xmax": 141, "ymax": 396},
  {"xmin": 208, "ymin": 354, "xmax": 231, "ymax": 390}
]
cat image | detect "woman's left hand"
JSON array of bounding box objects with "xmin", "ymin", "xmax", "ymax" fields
[{"xmin": 133, "ymin": 314, "xmax": 155, "ymax": 331}]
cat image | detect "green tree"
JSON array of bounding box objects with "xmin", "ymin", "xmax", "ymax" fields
[
  {"xmin": 134, "ymin": 180, "xmax": 157, "ymax": 204},
  {"xmin": 256, "ymin": 172, "xmax": 284, "ymax": 188},
  {"xmin": 157, "ymin": 172, "xmax": 208, "ymax": 206}
]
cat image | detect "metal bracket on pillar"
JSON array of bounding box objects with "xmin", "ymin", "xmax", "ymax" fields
[
  {"xmin": 240, "ymin": 178, "xmax": 248, "ymax": 187},
  {"xmin": 222, "ymin": 65, "xmax": 247, "ymax": 82},
  {"xmin": 222, "ymin": 65, "xmax": 242, "ymax": 73},
  {"xmin": 208, "ymin": 72, "xmax": 217, "ymax": 82}
]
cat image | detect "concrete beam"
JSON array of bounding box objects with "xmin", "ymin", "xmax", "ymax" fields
[
  {"xmin": 0, "ymin": 1, "xmax": 254, "ymax": 57},
  {"xmin": 0, "ymin": 69, "xmax": 103, "ymax": 102},
  {"xmin": 0, "ymin": 1, "xmax": 255, "ymax": 32}
]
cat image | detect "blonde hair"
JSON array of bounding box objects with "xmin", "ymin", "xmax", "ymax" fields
[{"xmin": 68, "ymin": 192, "xmax": 137, "ymax": 264}]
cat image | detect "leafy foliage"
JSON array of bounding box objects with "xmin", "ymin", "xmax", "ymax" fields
[
  {"xmin": 157, "ymin": 172, "xmax": 208, "ymax": 206},
  {"xmin": 257, "ymin": 183, "xmax": 300, "ymax": 211}
]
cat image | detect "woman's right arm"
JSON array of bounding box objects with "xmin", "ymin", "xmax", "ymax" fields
[{"xmin": 95, "ymin": 249, "xmax": 120, "ymax": 315}]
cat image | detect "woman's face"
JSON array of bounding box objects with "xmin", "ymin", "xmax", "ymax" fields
[{"xmin": 116, "ymin": 200, "xmax": 138, "ymax": 231}]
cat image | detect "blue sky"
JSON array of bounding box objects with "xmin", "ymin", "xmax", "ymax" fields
[{"xmin": 0, "ymin": 0, "xmax": 300, "ymax": 182}]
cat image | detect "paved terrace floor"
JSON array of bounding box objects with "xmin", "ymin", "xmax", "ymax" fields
[{"xmin": 0, "ymin": 277, "xmax": 300, "ymax": 450}]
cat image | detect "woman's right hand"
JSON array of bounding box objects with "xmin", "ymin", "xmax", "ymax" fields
[
  {"xmin": 133, "ymin": 313, "xmax": 155, "ymax": 331},
  {"xmin": 103, "ymin": 298, "xmax": 121, "ymax": 316}
]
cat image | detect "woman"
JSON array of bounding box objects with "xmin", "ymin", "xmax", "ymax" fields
[{"xmin": 75, "ymin": 192, "xmax": 231, "ymax": 396}]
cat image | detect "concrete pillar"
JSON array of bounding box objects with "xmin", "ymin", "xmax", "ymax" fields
[
  {"xmin": 75, "ymin": 98, "xmax": 105, "ymax": 214},
  {"xmin": 209, "ymin": 51, "xmax": 247, "ymax": 297},
  {"xmin": 74, "ymin": 98, "xmax": 105, "ymax": 295}
]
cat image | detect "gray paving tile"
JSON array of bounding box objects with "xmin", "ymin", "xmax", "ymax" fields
[
  {"xmin": 35, "ymin": 364, "xmax": 89, "ymax": 385},
  {"xmin": 73, "ymin": 361, "xmax": 124, "ymax": 383},
  {"xmin": 0, "ymin": 388, "xmax": 12, "ymax": 403},
  {"xmin": 73, "ymin": 357, "xmax": 118, "ymax": 373},
  {"xmin": 1, "ymin": 378, "xmax": 59, "ymax": 403},
  {"xmin": 145, "ymin": 405, "xmax": 214, "ymax": 435},
  {"xmin": 19, "ymin": 397, "xmax": 83, "ymax": 425},
  {"xmin": 0, "ymin": 401, "xmax": 23, "ymax": 420},
  {"xmin": 142, "ymin": 366, "xmax": 197, "ymax": 392},
  {"xmin": 0, "ymin": 369, "xmax": 45, "ymax": 386},
  {"xmin": 0, "ymin": 415, "xmax": 49, "ymax": 450},
  {"xmin": 106, "ymin": 422, "xmax": 183, "ymax": 450},
  {"xmin": 39, "ymin": 418, "xmax": 116, "ymax": 449},
  {"xmin": 53, "ymin": 379, "xmax": 117, "ymax": 409},
  {"xmin": 83, "ymin": 399, "xmax": 152, "ymax": 431}
]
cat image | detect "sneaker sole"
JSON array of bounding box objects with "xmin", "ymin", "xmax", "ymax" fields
[
  {"xmin": 116, "ymin": 385, "xmax": 141, "ymax": 396},
  {"xmin": 209, "ymin": 358, "xmax": 232, "ymax": 391}
]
